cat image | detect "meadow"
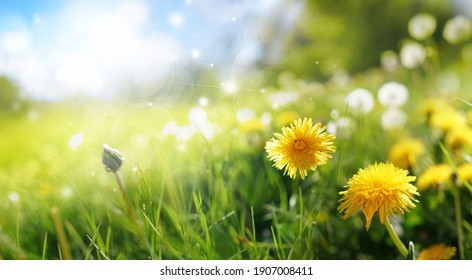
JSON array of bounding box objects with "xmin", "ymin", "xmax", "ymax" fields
[{"xmin": 1, "ymin": 2, "xmax": 472, "ymax": 260}]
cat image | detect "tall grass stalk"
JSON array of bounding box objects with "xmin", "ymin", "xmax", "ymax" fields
[
  {"xmin": 453, "ymin": 188, "xmax": 465, "ymax": 260},
  {"xmin": 50, "ymin": 207, "xmax": 73, "ymax": 260}
]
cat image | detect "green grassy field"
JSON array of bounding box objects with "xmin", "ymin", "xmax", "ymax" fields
[{"xmin": 1, "ymin": 67, "xmax": 471, "ymax": 260}]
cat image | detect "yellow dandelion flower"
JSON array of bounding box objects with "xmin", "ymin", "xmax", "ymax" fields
[
  {"xmin": 265, "ymin": 118, "xmax": 336, "ymax": 180},
  {"xmin": 275, "ymin": 111, "xmax": 300, "ymax": 127},
  {"xmin": 338, "ymin": 162, "xmax": 419, "ymax": 230},
  {"xmin": 430, "ymin": 108, "xmax": 467, "ymax": 132},
  {"xmin": 445, "ymin": 125, "xmax": 472, "ymax": 150},
  {"xmin": 39, "ymin": 182, "xmax": 52, "ymax": 197},
  {"xmin": 458, "ymin": 163, "xmax": 472, "ymax": 185},
  {"xmin": 389, "ymin": 138, "xmax": 426, "ymax": 169},
  {"xmin": 418, "ymin": 244, "xmax": 456, "ymax": 260},
  {"xmin": 417, "ymin": 164, "xmax": 452, "ymax": 190},
  {"xmin": 240, "ymin": 118, "xmax": 264, "ymax": 133},
  {"xmin": 417, "ymin": 97, "xmax": 454, "ymax": 123}
]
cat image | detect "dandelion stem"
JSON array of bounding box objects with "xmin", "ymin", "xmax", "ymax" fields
[
  {"xmin": 114, "ymin": 172, "xmax": 136, "ymax": 222},
  {"xmin": 385, "ymin": 217, "xmax": 408, "ymax": 258},
  {"xmin": 453, "ymin": 188, "xmax": 465, "ymax": 260}
]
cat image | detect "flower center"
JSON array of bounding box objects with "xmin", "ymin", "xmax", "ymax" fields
[{"xmin": 294, "ymin": 139, "xmax": 307, "ymax": 151}]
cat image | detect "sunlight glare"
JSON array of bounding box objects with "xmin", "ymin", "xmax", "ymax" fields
[{"xmin": 69, "ymin": 132, "xmax": 84, "ymax": 149}]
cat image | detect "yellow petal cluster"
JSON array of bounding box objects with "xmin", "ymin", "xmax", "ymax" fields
[
  {"xmin": 457, "ymin": 163, "xmax": 472, "ymax": 186},
  {"xmin": 417, "ymin": 164, "xmax": 452, "ymax": 190},
  {"xmin": 266, "ymin": 118, "xmax": 336, "ymax": 179},
  {"xmin": 418, "ymin": 243, "xmax": 456, "ymax": 260},
  {"xmin": 338, "ymin": 162, "xmax": 419, "ymax": 230},
  {"xmin": 445, "ymin": 125, "xmax": 472, "ymax": 150},
  {"xmin": 389, "ymin": 138, "xmax": 425, "ymax": 169}
]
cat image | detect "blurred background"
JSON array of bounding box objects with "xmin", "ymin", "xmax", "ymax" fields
[{"xmin": 0, "ymin": 0, "xmax": 469, "ymax": 104}]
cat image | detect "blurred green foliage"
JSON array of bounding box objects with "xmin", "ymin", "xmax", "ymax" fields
[
  {"xmin": 279, "ymin": 0, "xmax": 453, "ymax": 80},
  {"xmin": 0, "ymin": 76, "xmax": 20, "ymax": 111}
]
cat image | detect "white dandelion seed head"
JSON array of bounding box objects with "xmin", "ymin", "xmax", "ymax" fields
[
  {"xmin": 330, "ymin": 109, "xmax": 340, "ymax": 119},
  {"xmin": 161, "ymin": 121, "xmax": 195, "ymax": 142},
  {"xmin": 161, "ymin": 108, "xmax": 216, "ymax": 142},
  {"xmin": 327, "ymin": 117, "xmax": 354, "ymax": 139},
  {"xmin": 400, "ymin": 42, "xmax": 426, "ymax": 69},
  {"xmin": 408, "ymin": 13, "xmax": 437, "ymax": 40},
  {"xmin": 378, "ymin": 82, "xmax": 409, "ymax": 108},
  {"xmin": 268, "ymin": 91, "xmax": 299, "ymax": 109},
  {"xmin": 261, "ymin": 112, "xmax": 271, "ymax": 126},
  {"xmin": 236, "ymin": 108, "xmax": 255, "ymax": 122},
  {"xmin": 188, "ymin": 107, "xmax": 215, "ymax": 139},
  {"xmin": 8, "ymin": 192, "xmax": 19, "ymax": 202},
  {"xmin": 327, "ymin": 121, "xmax": 337, "ymax": 135},
  {"xmin": 380, "ymin": 50, "xmax": 399, "ymax": 72},
  {"xmin": 443, "ymin": 15, "xmax": 472, "ymax": 45},
  {"xmin": 337, "ymin": 117, "xmax": 353, "ymax": 129},
  {"xmin": 330, "ymin": 70, "xmax": 350, "ymax": 86},
  {"xmin": 381, "ymin": 108, "xmax": 407, "ymax": 131},
  {"xmin": 345, "ymin": 88, "xmax": 374, "ymax": 114}
]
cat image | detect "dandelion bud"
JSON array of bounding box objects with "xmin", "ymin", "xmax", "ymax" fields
[
  {"xmin": 102, "ymin": 144, "xmax": 124, "ymax": 173},
  {"xmin": 407, "ymin": 241, "xmax": 416, "ymax": 260}
]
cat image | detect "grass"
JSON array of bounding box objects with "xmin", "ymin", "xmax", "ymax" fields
[{"xmin": 1, "ymin": 76, "xmax": 470, "ymax": 260}]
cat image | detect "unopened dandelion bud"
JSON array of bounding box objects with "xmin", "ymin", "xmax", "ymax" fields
[
  {"xmin": 102, "ymin": 144, "xmax": 124, "ymax": 173},
  {"xmin": 407, "ymin": 241, "xmax": 416, "ymax": 260}
]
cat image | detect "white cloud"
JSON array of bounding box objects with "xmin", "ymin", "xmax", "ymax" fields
[{"xmin": 0, "ymin": 0, "xmax": 182, "ymax": 100}]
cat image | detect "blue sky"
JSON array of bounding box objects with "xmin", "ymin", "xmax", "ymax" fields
[{"xmin": 0, "ymin": 0, "xmax": 304, "ymax": 100}]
